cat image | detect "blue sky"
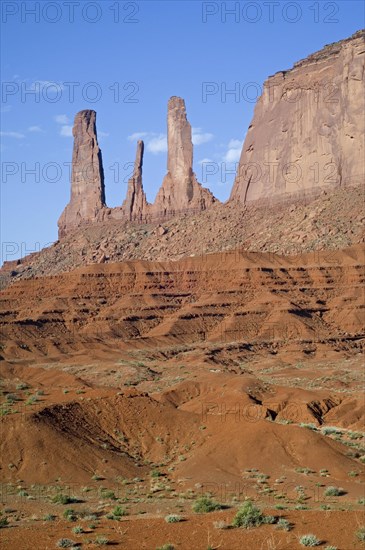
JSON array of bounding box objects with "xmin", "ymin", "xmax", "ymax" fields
[{"xmin": 1, "ymin": 0, "xmax": 364, "ymax": 263}]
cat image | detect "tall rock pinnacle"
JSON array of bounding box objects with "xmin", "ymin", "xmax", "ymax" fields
[
  {"xmin": 152, "ymin": 96, "xmax": 217, "ymax": 217},
  {"xmin": 122, "ymin": 140, "xmax": 148, "ymax": 221},
  {"xmin": 58, "ymin": 110, "xmax": 105, "ymax": 237}
]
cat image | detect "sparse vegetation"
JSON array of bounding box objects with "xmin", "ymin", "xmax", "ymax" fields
[
  {"xmin": 232, "ymin": 500, "xmax": 266, "ymax": 529},
  {"xmin": 156, "ymin": 545, "xmax": 175, "ymax": 550},
  {"xmin": 165, "ymin": 514, "xmax": 183, "ymax": 523},
  {"xmin": 0, "ymin": 517, "xmax": 9, "ymax": 528},
  {"xmin": 299, "ymin": 534, "xmax": 321, "ymax": 546},
  {"xmin": 324, "ymin": 486, "xmax": 344, "ymax": 497},
  {"xmin": 72, "ymin": 525, "xmax": 84, "ymax": 534},
  {"xmin": 52, "ymin": 494, "xmax": 75, "ymax": 505},
  {"xmin": 63, "ymin": 508, "xmax": 77, "ymax": 522},
  {"xmin": 94, "ymin": 535, "xmax": 109, "ymax": 545},
  {"xmin": 276, "ymin": 518, "xmax": 292, "ymax": 531},
  {"xmin": 213, "ymin": 519, "xmax": 229, "ymax": 529},
  {"xmin": 56, "ymin": 540, "xmax": 77, "ymax": 548},
  {"xmin": 192, "ymin": 496, "xmax": 222, "ymax": 513},
  {"xmin": 106, "ymin": 505, "xmax": 127, "ymax": 520},
  {"xmin": 356, "ymin": 526, "xmax": 365, "ymax": 543}
]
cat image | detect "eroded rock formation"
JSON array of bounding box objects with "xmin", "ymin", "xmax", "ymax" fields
[
  {"xmin": 58, "ymin": 97, "xmax": 218, "ymax": 236},
  {"xmin": 230, "ymin": 30, "xmax": 365, "ymax": 204},
  {"xmin": 121, "ymin": 140, "xmax": 148, "ymax": 221},
  {"xmin": 151, "ymin": 96, "xmax": 217, "ymax": 218},
  {"xmin": 58, "ymin": 110, "xmax": 106, "ymax": 237}
]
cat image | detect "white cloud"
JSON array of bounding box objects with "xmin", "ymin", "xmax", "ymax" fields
[
  {"xmin": 0, "ymin": 131, "xmax": 25, "ymax": 139},
  {"xmin": 192, "ymin": 127, "xmax": 214, "ymax": 145},
  {"xmin": 28, "ymin": 125, "xmax": 44, "ymax": 133},
  {"xmin": 127, "ymin": 127, "xmax": 213, "ymax": 154},
  {"xmin": 54, "ymin": 114, "xmax": 69, "ymax": 124},
  {"xmin": 60, "ymin": 125, "xmax": 73, "ymax": 137},
  {"xmin": 127, "ymin": 131, "xmax": 149, "ymax": 141},
  {"xmin": 147, "ymin": 134, "xmax": 167, "ymax": 154},
  {"xmin": 223, "ymin": 138, "xmax": 243, "ymax": 162},
  {"xmin": 198, "ymin": 158, "xmax": 213, "ymax": 165},
  {"xmin": 1, "ymin": 105, "xmax": 12, "ymax": 113}
]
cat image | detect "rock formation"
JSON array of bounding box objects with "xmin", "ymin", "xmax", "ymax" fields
[
  {"xmin": 230, "ymin": 30, "xmax": 365, "ymax": 204},
  {"xmin": 58, "ymin": 110, "xmax": 106, "ymax": 237},
  {"xmin": 151, "ymin": 96, "xmax": 217, "ymax": 218},
  {"xmin": 58, "ymin": 98, "xmax": 218, "ymax": 236},
  {"xmin": 121, "ymin": 140, "xmax": 148, "ymax": 221}
]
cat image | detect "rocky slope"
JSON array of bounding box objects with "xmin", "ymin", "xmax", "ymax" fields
[
  {"xmin": 0, "ymin": 243, "xmax": 363, "ymax": 361},
  {"xmin": 230, "ymin": 29, "xmax": 365, "ymax": 203},
  {"xmin": 2, "ymin": 183, "xmax": 364, "ymax": 285}
]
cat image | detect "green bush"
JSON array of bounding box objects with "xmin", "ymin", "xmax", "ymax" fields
[
  {"xmin": 192, "ymin": 496, "xmax": 222, "ymax": 513},
  {"xmin": 56, "ymin": 540, "xmax": 77, "ymax": 548},
  {"xmin": 63, "ymin": 508, "xmax": 77, "ymax": 522},
  {"xmin": 0, "ymin": 517, "xmax": 9, "ymax": 528},
  {"xmin": 299, "ymin": 534, "xmax": 321, "ymax": 546},
  {"xmin": 156, "ymin": 545, "xmax": 175, "ymax": 550},
  {"xmin": 164, "ymin": 514, "xmax": 182, "ymax": 523},
  {"xmin": 356, "ymin": 526, "xmax": 365, "ymax": 542},
  {"xmin": 324, "ymin": 486, "xmax": 344, "ymax": 497},
  {"xmin": 106, "ymin": 505, "xmax": 127, "ymax": 520},
  {"xmin": 94, "ymin": 536, "xmax": 109, "ymax": 545},
  {"xmin": 276, "ymin": 518, "xmax": 292, "ymax": 531},
  {"xmin": 52, "ymin": 494, "xmax": 74, "ymax": 505},
  {"xmin": 232, "ymin": 500, "xmax": 265, "ymax": 529}
]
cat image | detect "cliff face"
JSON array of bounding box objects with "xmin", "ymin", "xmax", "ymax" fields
[
  {"xmin": 230, "ymin": 30, "xmax": 365, "ymax": 204},
  {"xmin": 58, "ymin": 110, "xmax": 106, "ymax": 238}
]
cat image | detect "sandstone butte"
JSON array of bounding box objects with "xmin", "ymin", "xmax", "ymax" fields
[
  {"xmin": 230, "ymin": 29, "xmax": 365, "ymax": 204},
  {"xmin": 58, "ymin": 30, "xmax": 364, "ymax": 238}
]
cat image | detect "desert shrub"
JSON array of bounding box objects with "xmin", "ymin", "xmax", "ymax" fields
[
  {"xmin": 0, "ymin": 517, "xmax": 9, "ymax": 528},
  {"xmin": 72, "ymin": 525, "xmax": 83, "ymax": 534},
  {"xmin": 106, "ymin": 505, "xmax": 127, "ymax": 520},
  {"xmin": 276, "ymin": 518, "xmax": 292, "ymax": 531},
  {"xmin": 213, "ymin": 520, "xmax": 229, "ymax": 529},
  {"xmin": 356, "ymin": 526, "xmax": 365, "ymax": 542},
  {"xmin": 100, "ymin": 489, "xmax": 116, "ymax": 500},
  {"xmin": 52, "ymin": 494, "xmax": 74, "ymax": 505},
  {"xmin": 94, "ymin": 536, "xmax": 109, "ymax": 545},
  {"xmin": 324, "ymin": 546, "xmax": 337, "ymax": 550},
  {"xmin": 299, "ymin": 534, "xmax": 321, "ymax": 546},
  {"xmin": 321, "ymin": 426, "xmax": 342, "ymax": 436},
  {"xmin": 324, "ymin": 486, "xmax": 344, "ymax": 497},
  {"xmin": 232, "ymin": 500, "xmax": 265, "ymax": 528},
  {"xmin": 63, "ymin": 508, "xmax": 77, "ymax": 522},
  {"xmin": 156, "ymin": 545, "xmax": 175, "ymax": 550},
  {"xmin": 16, "ymin": 382, "xmax": 30, "ymax": 390},
  {"xmin": 299, "ymin": 423, "xmax": 317, "ymax": 431},
  {"xmin": 151, "ymin": 470, "xmax": 162, "ymax": 478},
  {"xmin": 164, "ymin": 514, "xmax": 182, "ymax": 523},
  {"xmin": 43, "ymin": 514, "xmax": 56, "ymax": 521},
  {"xmin": 56, "ymin": 540, "xmax": 76, "ymax": 548},
  {"xmin": 192, "ymin": 496, "xmax": 222, "ymax": 513}
]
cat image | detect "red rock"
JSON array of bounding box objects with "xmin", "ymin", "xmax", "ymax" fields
[
  {"xmin": 151, "ymin": 96, "xmax": 218, "ymax": 219},
  {"xmin": 230, "ymin": 30, "xmax": 365, "ymax": 205},
  {"xmin": 58, "ymin": 110, "xmax": 105, "ymax": 237},
  {"xmin": 121, "ymin": 140, "xmax": 148, "ymax": 222}
]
